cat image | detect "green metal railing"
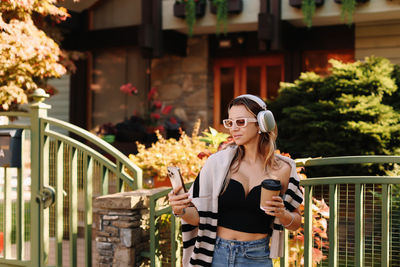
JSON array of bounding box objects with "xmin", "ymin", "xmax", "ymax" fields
[
  {"xmin": 296, "ymin": 156, "xmax": 400, "ymax": 267},
  {"xmin": 141, "ymin": 183, "xmax": 192, "ymax": 267},
  {"xmin": 0, "ymin": 89, "xmax": 143, "ymax": 267},
  {"xmin": 146, "ymin": 156, "xmax": 400, "ymax": 267}
]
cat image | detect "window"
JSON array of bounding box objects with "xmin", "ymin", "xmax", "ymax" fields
[{"xmin": 303, "ymin": 50, "xmax": 354, "ymax": 76}]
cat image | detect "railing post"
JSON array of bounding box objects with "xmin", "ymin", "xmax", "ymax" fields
[
  {"xmin": 329, "ymin": 184, "xmax": 338, "ymax": 267},
  {"xmin": 280, "ymin": 230, "xmax": 288, "ymax": 267},
  {"xmin": 4, "ymin": 168, "xmax": 12, "ymax": 258},
  {"xmin": 55, "ymin": 141, "xmax": 64, "ymax": 267},
  {"xmin": 29, "ymin": 88, "xmax": 51, "ymax": 267},
  {"xmin": 355, "ymin": 184, "xmax": 364, "ymax": 267},
  {"xmin": 381, "ymin": 184, "xmax": 391, "ymax": 267},
  {"xmin": 304, "ymin": 185, "xmax": 313, "ymax": 267}
]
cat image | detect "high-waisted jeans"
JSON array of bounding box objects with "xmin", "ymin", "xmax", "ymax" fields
[{"xmin": 211, "ymin": 236, "xmax": 273, "ymax": 267}]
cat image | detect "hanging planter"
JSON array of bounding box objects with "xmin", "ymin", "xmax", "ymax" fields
[
  {"xmin": 289, "ymin": 0, "xmax": 324, "ymax": 8},
  {"xmin": 334, "ymin": 0, "xmax": 369, "ymax": 3},
  {"xmin": 334, "ymin": 0, "xmax": 369, "ymax": 25},
  {"xmin": 210, "ymin": 0, "xmax": 243, "ymax": 14},
  {"xmin": 209, "ymin": 0, "xmax": 243, "ymax": 35},
  {"xmin": 291, "ymin": 0, "xmax": 325, "ymax": 28},
  {"xmin": 173, "ymin": 0, "xmax": 206, "ymax": 36},
  {"xmin": 173, "ymin": 0, "xmax": 206, "ymax": 18}
]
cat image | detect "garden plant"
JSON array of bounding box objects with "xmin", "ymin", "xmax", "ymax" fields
[
  {"xmin": 0, "ymin": 0, "xmax": 78, "ymax": 110},
  {"xmin": 269, "ymin": 56, "xmax": 400, "ymax": 177}
]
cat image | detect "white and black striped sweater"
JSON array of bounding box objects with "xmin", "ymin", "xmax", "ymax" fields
[{"xmin": 182, "ymin": 145, "xmax": 303, "ymax": 267}]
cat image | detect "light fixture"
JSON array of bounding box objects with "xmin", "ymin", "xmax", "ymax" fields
[{"xmin": 219, "ymin": 39, "xmax": 232, "ymax": 48}]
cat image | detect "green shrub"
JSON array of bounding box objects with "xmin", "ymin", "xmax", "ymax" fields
[{"xmin": 269, "ymin": 57, "xmax": 400, "ymax": 176}]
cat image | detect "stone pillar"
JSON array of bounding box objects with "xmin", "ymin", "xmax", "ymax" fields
[
  {"xmin": 94, "ymin": 187, "xmax": 168, "ymax": 267},
  {"xmin": 151, "ymin": 36, "xmax": 210, "ymax": 134}
]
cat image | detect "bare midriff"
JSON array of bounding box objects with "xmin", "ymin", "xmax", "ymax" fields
[{"xmin": 217, "ymin": 226, "xmax": 268, "ymax": 241}]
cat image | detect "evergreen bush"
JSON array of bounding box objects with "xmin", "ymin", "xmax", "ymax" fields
[{"xmin": 268, "ymin": 57, "xmax": 400, "ymax": 176}]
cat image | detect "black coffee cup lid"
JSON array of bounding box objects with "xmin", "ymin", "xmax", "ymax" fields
[{"xmin": 261, "ymin": 179, "xmax": 281, "ymax": 191}]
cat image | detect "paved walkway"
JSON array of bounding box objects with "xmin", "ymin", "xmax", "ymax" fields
[{"xmin": 4, "ymin": 238, "xmax": 98, "ymax": 267}]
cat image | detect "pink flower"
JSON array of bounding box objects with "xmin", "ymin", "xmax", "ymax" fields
[
  {"xmin": 151, "ymin": 113, "xmax": 161, "ymax": 120},
  {"xmin": 148, "ymin": 87, "xmax": 157, "ymax": 100},
  {"xmin": 161, "ymin": 105, "xmax": 173, "ymax": 115},
  {"xmin": 169, "ymin": 117, "xmax": 178, "ymax": 124},
  {"xmin": 153, "ymin": 100, "xmax": 162, "ymax": 109},
  {"xmin": 120, "ymin": 83, "xmax": 138, "ymax": 95}
]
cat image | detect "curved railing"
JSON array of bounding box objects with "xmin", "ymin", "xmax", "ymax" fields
[
  {"xmin": 294, "ymin": 156, "xmax": 400, "ymax": 267},
  {"xmin": 42, "ymin": 117, "xmax": 142, "ymax": 189},
  {"xmin": 39, "ymin": 117, "xmax": 143, "ymax": 267},
  {"xmin": 0, "ymin": 108, "xmax": 143, "ymax": 267}
]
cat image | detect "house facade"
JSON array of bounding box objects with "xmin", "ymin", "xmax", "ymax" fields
[{"xmin": 60, "ymin": 0, "xmax": 400, "ymax": 150}]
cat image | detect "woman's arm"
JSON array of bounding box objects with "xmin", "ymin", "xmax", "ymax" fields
[
  {"xmin": 168, "ymin": 186, "xmax": 200, "ymax": 226},
  {"xmin": 264, "ymin": 196, "xmax": 302, "ymax": 231},
  {"xmin": 263, "ymin": 160, "xmax": 302, "ymax": 231},
  {"xmin": 266, "ymin": 196, "xmax": 301, "ymax": 231}
]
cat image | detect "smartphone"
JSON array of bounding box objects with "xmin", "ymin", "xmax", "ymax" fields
[{"xmin": 167, "ymin": 166, "xmax": 187, "ymax": 195}]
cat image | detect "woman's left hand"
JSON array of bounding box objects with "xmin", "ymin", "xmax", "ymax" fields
[{"xmin": 263, "ymin": 195, "xmax": 286, "ymax": 218}]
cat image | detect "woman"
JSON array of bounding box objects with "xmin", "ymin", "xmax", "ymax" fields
[{"xmin": 168, "ymin": 94, "xmax": 303, "ymax": 267}]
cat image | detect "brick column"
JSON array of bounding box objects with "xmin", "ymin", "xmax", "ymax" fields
[{"xmin": 94, "ymin": 187, "xmax": 168, "ymax": 267}]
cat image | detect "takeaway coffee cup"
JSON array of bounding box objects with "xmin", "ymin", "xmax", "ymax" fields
[{"xmin": 260, "ymin": 179, "xmax": 281, "ymax": 211}]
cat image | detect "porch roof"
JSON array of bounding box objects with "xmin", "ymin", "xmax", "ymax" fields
[{"xmin": 59, "ymin": 0, "xmax": 99, "ymax": 12}]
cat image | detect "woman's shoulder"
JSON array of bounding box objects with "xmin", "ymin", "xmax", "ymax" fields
[
  {"xmin": 276, "ymin": 158, "xmax": 291, "ymax": 176},
  {"xmin": 273, "ymin": 155, "xmax": 293, "ymax": 180},
  {"xmin": 275, "ymin": 153, "xmax": 295, "ymax": 166}
]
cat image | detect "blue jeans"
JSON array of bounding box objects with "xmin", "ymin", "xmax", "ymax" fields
[{"xmin": 211, "ymin": 236, "xmax": 273, "ymax": 267}]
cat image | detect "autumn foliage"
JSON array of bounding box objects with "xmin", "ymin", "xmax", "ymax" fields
[
  {"xmin": 0, "ymin": 0, "xmax": 69, "ymax": 110},
  {"xmin": 129, "ymin": 121, "xmax": 209, "ymax": 183}
]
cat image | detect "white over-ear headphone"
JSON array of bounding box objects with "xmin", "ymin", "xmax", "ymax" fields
[{"xmin": 235, "ymin": 94, "xmax": 276, "ymax": 132}]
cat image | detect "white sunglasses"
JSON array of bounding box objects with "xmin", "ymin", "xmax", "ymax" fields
[{"xmin": 223, "ymin": 117, "xmax": 258, "ymax": 129}]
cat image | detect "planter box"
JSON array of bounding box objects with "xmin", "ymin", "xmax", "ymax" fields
[
  {"xmin": 334, "ymin": 0, "xmax": 369, "ymax": 3},
  {"xmin": 210, "ymin": 0, "xmax": 243, "ymax": 15},
  {"xmin": 289, "ymin": 0, "xmax": 324, "ymax": 8},
  {"xmin": 173, "ymin": 2, "xmax": 206, "ymax": 18}
]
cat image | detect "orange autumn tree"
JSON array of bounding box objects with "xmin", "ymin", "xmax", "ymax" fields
[{"xmin": 0, "ymin": 0, "xmax": 70, "ymax": 110}]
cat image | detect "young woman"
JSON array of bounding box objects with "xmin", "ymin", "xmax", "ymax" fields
[{"xmin": 168, "ymin": 94, "xmax": 303, "ymax": 267}]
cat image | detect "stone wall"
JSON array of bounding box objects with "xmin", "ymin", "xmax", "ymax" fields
[
  {"xmin": 151, "ymin": 36, "xmax": 211, "ymax": 134},
  {"xmin": 94, "ymin": 188, "xmax": 168, "ymax": 267}
]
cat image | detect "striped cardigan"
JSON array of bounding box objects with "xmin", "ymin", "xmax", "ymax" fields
[{"xmin": 182, "ymin": 145, "xmax": 303, "ymax": 267}]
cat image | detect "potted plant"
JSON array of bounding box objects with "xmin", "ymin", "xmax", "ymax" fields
[
  {"xmin": 289, "ymin": 0, "xmax": 324, "ymax": 8},
  {"xmin": 210, "ymin": 0, "xmax": 243, "ymax": 14},
  {"xmin": 173, "ymin": 0, "xmax": 207, "ymax": 36},
  {"xmin": 334, "ymin": 0, "xmax": 369, "ymax": 25},
  {"xmin": 289, "ymin": 0, "xmax": 325, "ymax": 28},
  {"xmin": 209, "ymin": 0, "xmax": 243, "ymax": 35}
]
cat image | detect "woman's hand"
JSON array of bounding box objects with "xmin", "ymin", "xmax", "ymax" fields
[
  {"xmin": 263, "ymin": 195, "xmax": 286, "ymax": 218},
  {"xmin": 168, "ymin": 186, "xmax": 192, "ymax": 216},
  {"xmin": 263, "ymin": 195, "xmax": 301, "ymax": 230}
]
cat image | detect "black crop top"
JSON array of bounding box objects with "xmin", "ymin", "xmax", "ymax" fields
[{"xmin": 218, "ymin": 179, "xmax": 274, "ymax": 234}]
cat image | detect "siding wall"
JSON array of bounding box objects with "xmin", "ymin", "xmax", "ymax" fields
[
  {"xmin": 47, "ymin": 75, "xmax": 70, "ymax": 123},
  {"xmin": 355, "ymin": 20, "xmax": 400, "ymax": 65},
  {"xmin": 91, "ymin": 0, "xmax": 141, "ymax": 30}
]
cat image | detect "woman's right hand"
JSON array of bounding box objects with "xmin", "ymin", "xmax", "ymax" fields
[{"xmin": 168, "ymin": 186, "xmax": 192, "ymax": 216}]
